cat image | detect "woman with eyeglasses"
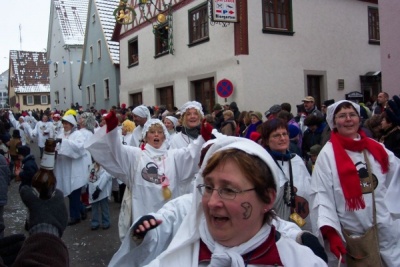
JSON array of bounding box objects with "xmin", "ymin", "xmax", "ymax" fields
[
  {"xmin": 136, "ymin": 137, "xmax": 326, "ymax": 267},
  {"xmin": 260, "ymin": 118, "xmax": 313, "ymax": 233},
  {"xmin": 310, "ymin": 100, "xmax": 400, "ymax": 266}
]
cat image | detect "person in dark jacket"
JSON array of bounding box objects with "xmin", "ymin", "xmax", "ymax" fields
[
  {"xmin": 0, "ymin": 153, "xmax": 10, "ymax": 238},
  {"xmin": 302, "ymin": 115, "xmax": 325, "ymax": 161},
  {"xmin": 212, "ymin": 104, "xmax": 224, "ymax": 131},
  {"xmin": 0, "ymin": 185, "xmax": 68, "ymax": 267},
  {"xmin": 229, "ymin": 101, "xmax": 241, "ymax": 122},
  {"xmin": 17, "ymin": 145, "xmax": 38, "ymax": 189},
  {"xmin": 379, "ymin": 111, "xmax": 400, "ymax": 158}
]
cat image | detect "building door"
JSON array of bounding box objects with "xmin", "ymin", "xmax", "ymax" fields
[
  {"xmin": 193, "ymin": 77, "xmax": 215, "ymax": 114},
  {"xmin": 158, "ymin": 86, "xmax": 174, "ymax": 112},
  {"xmin": 307, "ymin": 75, "xmax": 322, "ymax": 109}
]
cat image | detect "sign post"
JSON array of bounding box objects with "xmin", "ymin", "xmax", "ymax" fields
[{"xmin": 216, "ymin": 79, "xmax": 234, "ymax": 102}]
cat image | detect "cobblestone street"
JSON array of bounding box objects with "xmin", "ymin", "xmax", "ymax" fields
[{"xmin": 3, "ymin": 142, "xmax": 122, "ymax": 266}]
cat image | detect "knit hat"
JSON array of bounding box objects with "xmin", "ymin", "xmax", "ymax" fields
[
  {"xmin": 17, "ymin": 145, "xmax": 30, "ymax": 157},
  {"xmin": 326, "ymin": 100, "xmax": 360, "ymax": 130},
  {"xmin": 132, "ymin": 105, "xmax": 151, "ymax": 120},
  {"xmin": 12, "ymin": 129, "xmax": 21, "ymax": 138},
  {"xmin": 213, "ymin": 103, "xmax": 222, "ymax": 111},
  {"xmin": 250, "ymin": 111, "xmax": 263, "ymax": 121},
  {"xmin": 288, "ymin": 125, "xmax": 300, "ymax": 139},
  {"xmin": 62, "ymin": 114, "xmax": 77, "ymax": 127},
  {"xmin": 307, "ymin": 144, "xmax": 322, "ymax": 156}
]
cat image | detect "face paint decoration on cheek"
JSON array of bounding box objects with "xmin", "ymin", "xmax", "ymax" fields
[{"xmin": 241, "ymin": 202, "xmax": 252, "ymax": 220}]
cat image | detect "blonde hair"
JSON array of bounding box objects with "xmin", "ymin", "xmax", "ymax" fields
[
  {"xmin": 180, "ymin": 108, "xmax": 203, "ymax": 128},
  {"xmin": 223, "ymin": 110, "xmax": 234, "ymax": 118},
  {"xmin": 122, "ymin": 120, "xmax": 136, "ymax": 133}
]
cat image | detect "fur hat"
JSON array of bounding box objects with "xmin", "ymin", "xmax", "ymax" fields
[{"xmin": 17, "ymin": 145, "xmax": 30, "ymax": 157}]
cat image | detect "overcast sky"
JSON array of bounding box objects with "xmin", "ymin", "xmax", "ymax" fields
[{"xmin": 0, "ymin": 0, "xmax": 51, "ymax": 73}]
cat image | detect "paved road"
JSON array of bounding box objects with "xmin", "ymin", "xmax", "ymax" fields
[{"xmin": 4, "ymin": 139, "xmax": 122, "ymax": 266}]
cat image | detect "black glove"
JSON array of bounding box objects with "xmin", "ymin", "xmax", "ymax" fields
[
  {"xmin": 301, "ymin": 232, "xmax": 328, "ymax": 263},
  {"xmin": 132, "ymin": 215, "xmax": 160, "ymax": 239},
  {"xmin": 0, "ymin": 234, "xmax": 25, "ymax": 266},
  {"xmin": 92, "ymin": 186, "xmax": 101, "ymax": 200},
  {"xmin": 55, "ymin": 138, "xmax": 62, "ymax": 144},
  {"xmin": 387, "ymin": 95, "xmax": 400, "ymax": 126},
  {"xmin": 19, "ymin": 185, "xmax": 68, "ymax": 237}
]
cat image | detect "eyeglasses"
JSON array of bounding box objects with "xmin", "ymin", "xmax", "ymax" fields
[
  {"xmin": 270, "ymin": 132, "xmax": 288, "ymax": 139},
  {"xmin": 335, "ymin": 112, "xmax": 359, "ymax": 120},
  {"xmin": 197, "ymin": 184, "xmax": 255, "ymax": 200}
]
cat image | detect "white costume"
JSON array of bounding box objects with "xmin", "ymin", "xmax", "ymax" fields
[
  {"xmin": 85, "ymin": 119, "xmax": 205, "ymax": 223},
  {"xmin": 32, "ymin": 120, "xmax": 54, "ymax": 148},
  {"xmin": 54, "ymin": 127, "xmax": 88, "ymax": 197},
  {"xmin": 79, "ymin": 127, "xmax": 94, "ymax": 175},
  {"xmin": 88, "ymin": 164, "xmax": 112, "ymax": 204},
  {"xmin": 53, "ymin": 120, "xmax": 63, "ymax": 136},
  {"xmin": 310, "ymin": 100, "xmax": 400, "ymax": 267},
  {"xmin": 272, "ymin": 153, "xmax": 313, "ymax": 232},
  {"xmin": 143, "ymin": 138, "xmax": 326, "ymax": 267},
  {"xmin": 9, "ymin": 113, "xmax": 32, "ymax": 145},
  {"xmin": 129, "ymin": 105, "xmax": 151, "ymax": 147}
]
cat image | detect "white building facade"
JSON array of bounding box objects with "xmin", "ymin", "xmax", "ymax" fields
[{"xmin": 116, "ymin": 0, "xmax": 380, "ymax": 115}]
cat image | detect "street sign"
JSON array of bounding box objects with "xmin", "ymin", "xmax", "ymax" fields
[
  {"xmin": 216, "ymin": 79, "xmax": 234, "ymax": 98},
  {"xmin": 212, "ymin": 0, "xmax": 238, "ymax": 23}
]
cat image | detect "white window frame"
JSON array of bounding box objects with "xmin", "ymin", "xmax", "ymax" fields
[
  {"xmin": 41, "ymin": 95, "xmax": 48, "ymax": 104},
  {"xmin": 27, "ymin": 95, "xmax": 34, "ymax": 105}
]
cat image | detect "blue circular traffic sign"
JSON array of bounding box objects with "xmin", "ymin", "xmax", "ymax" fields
[{"xmin": 216, "ymin": 79, "xmax": 234, "ymax": 98}]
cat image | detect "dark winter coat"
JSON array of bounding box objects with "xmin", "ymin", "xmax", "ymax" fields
[
  {"xmin": 19, "ymin": 155, "xmax": 38, "ymax": 189},
  {"xmin": 302, "ymin": 122, "xmax": 326, "ymax": 160},
  {"xmin": 380, "ymin": 126, "xmax": 400, "ymax": 158},
  {"xmin": 0, "ymin": 155, "xmax": 10, "ymax": 206},
  {"xmin": 213, "ymin": 111, "xmax": 224, "ymax": 131}
]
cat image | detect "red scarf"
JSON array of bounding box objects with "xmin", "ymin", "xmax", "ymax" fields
[{"xmin": 330, "ymin": 130, "xmax": 389, "ymax": 211}]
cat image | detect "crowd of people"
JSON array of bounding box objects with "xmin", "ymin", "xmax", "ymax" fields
[{"xmin": 0, "ymin": 93, "xmax": 399, "ymax": 266}]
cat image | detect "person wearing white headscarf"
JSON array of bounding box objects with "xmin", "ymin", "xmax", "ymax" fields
[
  {"xmin": 169, "ymin": 101, "xmax": 204, "ymax": 149},
  {"xmin": 163, "ymin": 116, "xmax": 178, "ymax": 137},
  {"xmin": 138, "ymin": 137, "xmax": 326, "ymax": 267},
  {"xmin": 8, "ymin": 111, "xmax": 32, "ymax": 146},
  {"xmin": 169, "ymin": 101, "xmax": 205, "ymax": 194},
  {"xmin": 310, "ymin": 100, "xmax": 400, "ymax": 266},
  {"xmin": 86, "ymin": 114, "xmax": 211, "ymax": 238},
  {"xmin": 129, "ymin": 105, "xmax": 151, "ymax": 147},
  {"xmin": 54, "ymin": 114, "xmax": 88, "ymax": 225},
  {"xmin": 32, "ymin": 114, "xmax": 54, "ymax": 159},
  {"xmin": 108, "ymin": 136, "xmax": 327, "ymax": 267}
]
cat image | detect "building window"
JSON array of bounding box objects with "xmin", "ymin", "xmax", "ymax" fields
[
  {"xmin": 189, "ymin": 3, "xmax": 209, "ymax": 45},
  {"xmin": 92, "ymin": 14, "xmax": 96, "ymax": 23},
  {"xmin": 368, "ymin": 7, "xmax": 380, "ymax": 44},
  {"xmin": 262, "ymin": 0, "xmax": 294, "ymax": 35},
  {"xmin": 55, "ymin": 91, "xmax": 59, "ymax": 105},
  {"xmin": 86, "ymin": 86, "xmax": 90, "ymax": 105},
  {"xmin": 41, "ymin": 95, "xmax": 48, "ymax": 104},
  {"xmin": 97, "ymin": 40, "xmax": 101, "ymax": 58},
  {"xmin": 130, "ymin": 92, "xmax": 142, "ymax": 107},
  {"xmin": 53, "ymin": 62, "xmax": 58, "ymax": 77},
  {"xmin": 157, "ymin": 86, "xmax": 174, "ymax": 111},
  {"xmin": 104, "ymin": 79, "xmax": 110, "ymax": 99},
  {"xmin": 193, "ymin": 77, "xmax": 215, "ymax": 113},
  {"xmin": 91, "ymin": 84, "xmax": 96, "ymax": 104},
  {"xmin": 27, "ymin": 95, "xmax": 34, "ymax": 105},
  {"xmin": 90, "ymin": 46, "xmax": 93, "ymax": 63},
  {"xmin": 128, "ymin": 37, "xmax": 139, "ymax": 66},
  {"xmin": 155, "ymin": 24, "xmax": 169, "ymax": 56}
]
